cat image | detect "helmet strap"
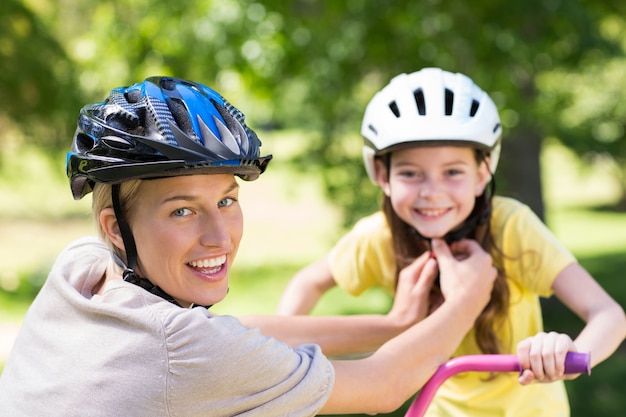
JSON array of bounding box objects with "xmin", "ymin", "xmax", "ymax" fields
[
  {"xmin": 110, "ymin": 183, "xmax": 211, "ymax": 309},
  {"xmin": 443, "ymin": 153, "xmax": 496, "ymax": 243},
  {"xmin": 111, "ymin": 184, "xmax": 138, "ymax": 280},
  {"xmin": 445, "ymin": 179, "xmax": 493, "ymax": 243}
]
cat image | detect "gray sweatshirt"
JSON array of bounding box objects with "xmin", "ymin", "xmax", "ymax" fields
[{"xmin": 0, "ymin": 237, "xmax": 334, "ymax": 416}]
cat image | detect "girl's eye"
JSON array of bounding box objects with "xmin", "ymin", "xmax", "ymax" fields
[
  {"xmin": 445, "ymin": 168, "xmax": 464, "ymax": 176},
  {"xmin": 397, "ymin": 169, "xmax": 421, "ymax": 179},
  {"xmin": 218, "ymin": 197, "xmax": 235, "ymax": 208},
  {"xmin": 172, "ymin": 208, "xmax": 192, "ymax": 217}
]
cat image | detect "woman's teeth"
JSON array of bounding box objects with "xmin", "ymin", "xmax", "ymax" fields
[{"xmin": 189, "ymin": 255, "xmax": 226, "ymax": 269}]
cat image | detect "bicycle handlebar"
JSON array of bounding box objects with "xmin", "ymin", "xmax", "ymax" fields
[{"xmin": 404, "ymin": 351, "xmax": 590, "ymax": 417}]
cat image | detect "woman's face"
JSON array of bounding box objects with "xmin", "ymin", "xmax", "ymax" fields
[
  {"xmin": 376, "ymin": 145, "xmax": 490, "ymax": 240},
  {"xmin": 128, "ymin": 174, "xmax": 243, "ymax": 307}
]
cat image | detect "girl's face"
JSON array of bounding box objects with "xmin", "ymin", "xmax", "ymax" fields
[
  {"xmin": 375, "ymin": 145, "xmax": 491, "ymax": 240},
  {"xmin": 127, "ymin": 174, "xmax": 243, "ymax": 307}
]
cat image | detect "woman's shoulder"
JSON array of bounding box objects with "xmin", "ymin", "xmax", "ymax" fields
[
  {"xmin": 60, "ymin": 235, "xmax": 109, "ymax": 256},
  {"xmin": 47, "ymin": 236, "xmax": 113, "ymax": 293},
  {"xmin": 52, "ymin": 236, "xmax": 114, "ymax": 273}
]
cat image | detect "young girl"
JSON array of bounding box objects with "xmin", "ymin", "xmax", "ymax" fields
[
  {"xmin": 0, "ymin": 75, "xmax": 499, "ymax": 416},
  {"xmin": 277, "ymin": 68, "xmax": 626, "ymax": 416}
]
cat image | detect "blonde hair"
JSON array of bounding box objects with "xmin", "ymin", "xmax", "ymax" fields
[{"xmin": 92, "ymin": 180, "xmax": 143, "ymax": 260}]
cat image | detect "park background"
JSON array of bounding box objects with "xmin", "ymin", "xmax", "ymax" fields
[{"xmin": 1, "ymin": 1, "xmax": 625, "ymax": 416}]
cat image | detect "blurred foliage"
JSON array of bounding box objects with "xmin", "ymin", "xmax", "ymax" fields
[
  {"xmin": 1, "ymin": 0, "xmax": 625, "ymax": 227},
  {"xmin": 2, "ymin": 3, "xmax": 625, "ymax": 413},
  {"xmin": 0, "ymin": 0, "xmax": 84, "ymax": 150}
]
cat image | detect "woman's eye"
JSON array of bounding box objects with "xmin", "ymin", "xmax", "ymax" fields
[
  {"xmin": 218, "ymin": 197, "xmax": 235, "ymax": 208},
  {"xmin": 172, "ymin": 208, "xmax": 192, "ymax": 217}
]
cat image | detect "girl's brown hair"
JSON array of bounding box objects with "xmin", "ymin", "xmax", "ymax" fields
[{"xmin": 380, "ymin": 150, "xmax": 510, "ymax": 355}]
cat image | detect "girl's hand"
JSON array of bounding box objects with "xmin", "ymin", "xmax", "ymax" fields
[
  {"xmin": 517, "ymin": 331, "xmax": 579, "ymax": 385},
  {"xmin": 388, "ymin": 251, "xmax": 439, "ymax": 327}
]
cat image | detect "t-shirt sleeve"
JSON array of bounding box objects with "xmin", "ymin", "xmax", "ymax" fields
[
  {"xmin": 493, "ymin": 197, "xmax": 576, "ymax": 297},
  {"xmin": 327, "ymin": 212, "xmax": 397, "ymax": 295},
  {"xmin": 164, "ymin": 309, "xmax": 334, "ymax": 416}
]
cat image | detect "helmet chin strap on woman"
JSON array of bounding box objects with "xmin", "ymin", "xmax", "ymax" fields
[
  {"xmin": 111, "ymin": 183, "xmax": 189, "ymax": 307},
  {"xmin": 111, "ymin": 184, "xmax": 137, "ymax": 282}
]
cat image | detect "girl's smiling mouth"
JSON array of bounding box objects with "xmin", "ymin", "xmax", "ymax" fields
[{"xmin": 415, "ymin": 207, "xmax": 450, "ymax": 218}]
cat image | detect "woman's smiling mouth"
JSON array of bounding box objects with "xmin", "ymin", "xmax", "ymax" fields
[{"xmin": 188, "ymin": 255, "xmax": 227, "ymax": 274}]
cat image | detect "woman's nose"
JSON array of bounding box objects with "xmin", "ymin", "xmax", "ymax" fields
[{"xmin": 199, "ymin": 213, "xmax": 231, "ymax": 247}]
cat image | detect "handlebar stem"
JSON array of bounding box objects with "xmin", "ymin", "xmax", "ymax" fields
[{"xmin": 405, "ymin": 352, "xmax": 590, "ymax": 417}]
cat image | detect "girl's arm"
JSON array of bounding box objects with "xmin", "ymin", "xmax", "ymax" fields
[
  {"xmin": 275, "ymin": 256, "xmax": 337, "ymax": 315},
  {"xmin": 320, "ymin": 239, "xmax": 497, "ymax": 414},
  {"xmin": 242, "ymin": 251, "xmax": 439, "ymax": 357},
  {"xmin": 517, "ymin": 262, "xmax": 626, "ymax": 384}
]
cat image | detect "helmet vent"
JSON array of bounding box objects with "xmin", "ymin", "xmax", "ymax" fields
[
  {"xmin": 413, "ymin": 89, "xmax": 426, "ymax": 115},
  {"xmin": 167, "ymin": 98, "xmax": 195, "ymax": 138},
  {"xmin": 470, "ymin": 100, "xmax": 480, "ymax": 117},
  {"xmin": 102, "ymin": 136, "xmax": 133, "ymax": 150},
  {"xmin": 125, "ymin": 89, "xmax": 144, "ymax": 104},
  {"xmin": 444, "ymin": 88, "xmax": 454, "ymax": 115},
  {"xmin": 75, "ymin": 133, "xmax": 95, "ymax": 153},
  {"xmin": 159, "ymin": 77, "xmax": 177, "ymax": 91},
  {"xmin": 388, "ymin": 101, "xmax": 400, "ymax": 117}
]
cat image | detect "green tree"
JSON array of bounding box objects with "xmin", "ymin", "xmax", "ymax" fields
[
  {"xmin": 0, "ymin": 0, "xmax": 83, "ymax": 150},
  {"xmin": 537, "ymin": 22, "xmax": 626, "ymax": 207},
  {"xmin": 1, "ymin": 0, "xmax": 625, "ymax": 225},
  {"xmin": 256, "ymin": 0, "xmax": 626, "ymax": 224}
]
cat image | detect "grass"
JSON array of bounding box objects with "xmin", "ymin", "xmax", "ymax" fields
[{"xmin": 1, "ymin": 139, "xmax": 625, "ymax": 416}]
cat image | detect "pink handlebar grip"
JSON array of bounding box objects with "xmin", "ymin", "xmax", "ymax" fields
[{"xmin": 405, "ymin": 352, "xmax": 590, "ymax": 417}]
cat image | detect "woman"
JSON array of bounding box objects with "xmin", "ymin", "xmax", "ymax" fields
[{"xmin": 0, "ymin": 76, "xmax": 496, "ymax": 416}]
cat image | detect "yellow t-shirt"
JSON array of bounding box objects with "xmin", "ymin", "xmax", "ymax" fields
[{"xmin": 328, "ymin": 196, "xmax": 576, "ymax": 417}]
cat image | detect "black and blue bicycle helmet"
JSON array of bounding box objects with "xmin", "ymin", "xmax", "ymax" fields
[
  {"xmin": 66, "ymin": 76, "xmax": 272, "ymax": 308},
  {"xmin": 67, "ymin": 76, "xmax": 271, "ymax": 200}
]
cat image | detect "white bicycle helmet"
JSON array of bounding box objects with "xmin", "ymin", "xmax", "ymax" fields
[{"xmin": 361, "ymin": 67, "xmax": 502, "ymax": 182}]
